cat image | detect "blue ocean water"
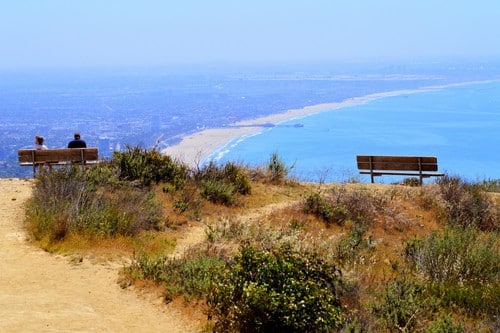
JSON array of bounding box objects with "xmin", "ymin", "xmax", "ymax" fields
[
  {"xmin": 1, "ymin": 62, "xmax": 499, "ymax": 180},
  {"xmin": 214, "ymin": 81, "xmax": 500, "ymax": 182}
]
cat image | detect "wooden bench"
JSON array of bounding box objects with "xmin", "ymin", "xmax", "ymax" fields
[
  {"xmin": 18, "ymin": 148, "xmax": 99, "ymax": 176},
  {"xmin": 356, "ymin": 155, "xmax": 444, "ymax": 185}
]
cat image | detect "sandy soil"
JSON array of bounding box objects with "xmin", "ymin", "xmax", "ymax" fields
[{"xmin": 0, "ymin": 178, "xmax": 201, "ymax": 333}]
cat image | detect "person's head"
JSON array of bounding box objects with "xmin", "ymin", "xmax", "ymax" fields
[
  {"xmin": 74, "ymin": 132, "xmax": 81, "ymax": 140},
  {"xmin": 35, "ymin": 135, "xmax": 44, "ymax": 145}
]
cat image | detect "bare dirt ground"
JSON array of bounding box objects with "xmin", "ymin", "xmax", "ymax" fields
[{"xmin": 0, "ymin": 178, "xmax": 201, "ymax": 333}]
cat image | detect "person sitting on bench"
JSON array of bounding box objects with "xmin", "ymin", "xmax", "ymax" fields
[
  {"xmin": 68, "ymin": 132, "xmax": 87, "ymax": 148},
  {"xmin": 35, "ymin": 135, "xmax": 47, "ymax": 150}
]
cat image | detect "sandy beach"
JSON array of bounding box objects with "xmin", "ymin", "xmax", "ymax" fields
[
  {"xmin": 161, "ymin": 79, "xmax": 500, "ymax": 168},
  {"xmin": 161, "ymin": 87, "xmax": 440, "ymax": 167}
]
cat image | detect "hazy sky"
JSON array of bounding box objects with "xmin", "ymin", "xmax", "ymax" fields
[{"xmin": 1, "ymin": 1, "xmax": 499, "ymax": 69}]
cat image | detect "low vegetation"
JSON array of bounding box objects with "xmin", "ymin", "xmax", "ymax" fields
[{"xmin": 25, "ymin": 147, "xmax": 499, "ymax": 332}]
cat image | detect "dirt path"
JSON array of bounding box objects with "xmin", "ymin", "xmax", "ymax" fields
[{"xmin": 0, "ymin": 178, "xmax": 200, "ymax": 333}]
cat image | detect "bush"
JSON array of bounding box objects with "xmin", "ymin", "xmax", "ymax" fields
[
  {"xmin": 207, "ymin": 243, "xmax": 344, "ymax": 332},
  {"xmin": 479, "ymin": 178, "xmax": 500, "ymax": 193},
  {"xmin": 303, "ymin": 192, "xmax": 348, "ymax": 226},
  {"xmin": 196, "ymin": 161, "xmax": 251, "ymax": 205},
  {"xmin": 437, "ymin": 175, "xmax": 498, "ymax": 230},
  {"xmin": 425, "ymin": 314, "xmax": 464, "ymax": 333},
  {"xmin": 128, "ymin": 249, "xmax": 225, "ymax": 301},
  {"xmin": 405, "ymin": 228, "xmax": 499, "ymax": 316},
  {"xmin": 371, "ymin": 277, "xmax": 426, "ymax": 332},
  {"xmin": 334, "ymin": 224, "xmax": 372, "ymax": 265},
  {"xmin": 303, "ymin": 187, "xmax": 384, "ymax": 227},
  {"xmin": 113, "ymin": 145, "xmax": 188, "ymax": 187},
  {"xmin": 267, "ymin": 151, "xmax": 294, "ymax": 183},
  {"xmin": 200, "ymin": 179, "xmax": 237, "ymax": 205},
  {"xmin": 405, "ymin": 228, "xmax": 499, "ymax": 284},
  {"xmin": 25, "ymin": 166, "xmax": 162, "ymax": 242}
]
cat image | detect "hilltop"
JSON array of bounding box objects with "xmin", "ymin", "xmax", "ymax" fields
[{"xmin": 2, "ymin": 157, "xmax": 499, "ymax": 332}]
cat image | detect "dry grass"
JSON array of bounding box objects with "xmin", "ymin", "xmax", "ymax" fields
[{"xmin": 30, "ymin": 174, "xmax": 499, "ymax": 331}]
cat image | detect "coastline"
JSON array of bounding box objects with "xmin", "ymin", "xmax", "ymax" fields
[{"xmin": 161, "ymin": 80, "xmax": 495, "ymax": 167}]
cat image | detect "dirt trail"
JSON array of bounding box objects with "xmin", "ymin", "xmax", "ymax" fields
[{"xmin": 0, "ymin": 178, "xmax": 200, "ymax": 333}]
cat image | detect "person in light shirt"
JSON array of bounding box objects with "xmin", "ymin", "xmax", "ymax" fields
[{"xmin": 34, "ymin": 135, "xmax": 47, "ymax": 150}]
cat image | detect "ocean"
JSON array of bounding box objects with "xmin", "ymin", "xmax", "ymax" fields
[
  {"xmin": 1, "ymin": 62, "xmax": 499, "ymax": 181},
  {"xmin": 213, "ymin": 81, "xmax": 500, "ymax": 182}
]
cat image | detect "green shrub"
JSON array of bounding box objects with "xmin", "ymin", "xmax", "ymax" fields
[
  {"xmin": 200, "ymin": 179, "xmax": 237, "ymax": 205},
  {"xmin": 405, "ymin": 228, "xmax": 499, "ymax": 284},
  {"xmin": 113, "ymin": 145, "xmax": 188, "ymax": 187},
  {"xmin": 334, "ymin": 224, "xmax": 373, "ymax": 264},
  {"xmin": 128, "ymin": 250, "xmax": 225, "ymax": 301},
  {"xmin": 303, "ymin": 187, "xmax": 384, "ymax": 227},
  {"xmin": 405, "ymin": 228, "xmax": 499, "ymax": 316},
  {"xmin": 207, "ymin": 243, "xmax": 344, "ymax": 332},
  {"xmin": 426, "ymin": 282, "xmax": 499, "ymax": 316},
  {"xmin": 437, "ymin": 175, "xmax": 498, "ymax": 230},
  {"xmin": 402, "ymin": 177, "xmax": 421, "ymax": 187},
  {"xmin": 195, "ymin": 161, "xmax": 251, "ymax": 205},
  {"xmin": 303, "ymin": 192, "xmax": 348, "ymax": 226},
  {"xmin": 371, "ymin": 277, "xmax": 426, "ymax": 332},
  {"xmin": 25, "ymin": 166, "xmax": 162, "ymax": 242},
  {"xmin": 425, "ymin": 314, "xmax": 464, "ymax": 333},
  {"xmin": 267, "ymin": 151, "xmax": 294, "ymax": 183}
]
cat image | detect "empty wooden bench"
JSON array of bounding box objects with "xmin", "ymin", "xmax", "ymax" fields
[
  {"xmin": 356, "ymin": 155, "xmax": 444, "ymax": 185},
  {"xmin": 18, "ymin": 148, "xmax": 99, "ymax": 176}
]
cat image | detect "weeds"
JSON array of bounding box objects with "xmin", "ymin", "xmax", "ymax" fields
[
  {"xmin": 405, "ymin": 228, "xmax": 499, "ymax": 284},
  {"xmin": 405, "ymin": 227, "xmax": 499, "ymax": 317},
  {"xmin": 23, "ymin": 148, "xmax": 500, "ymax": 331},
  {"xmin": 437, "ymin": 175, "xmax": 498, "ymax": 230},
  {"xmin": 303, "ymin": 186, "xmax": 385, "ymax": 227},
  {"xmin": 371, "ymin": 277, "xmax": 426, "ymax": 332},
  {"xmin": 425, "ymin": 314, "xmax": 464, "ymax": 333},
  {"xmin": 25, "ymin": 165, "xmax": 162, "ymax": 243}
]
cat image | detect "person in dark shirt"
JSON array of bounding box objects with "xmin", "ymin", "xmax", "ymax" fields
[{"xmin": 68, "ymin": 132, "xmax": 87, "ymax": 148}]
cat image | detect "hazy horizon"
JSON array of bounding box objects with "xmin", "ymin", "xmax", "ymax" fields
[{"xmin": 2, "ymin": 1, "xmax": 499, "ymax": 70}]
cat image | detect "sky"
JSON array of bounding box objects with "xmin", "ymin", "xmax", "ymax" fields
[{"xmin": 1, "ymin": 0, "xmax": 499, "ymax": 69}]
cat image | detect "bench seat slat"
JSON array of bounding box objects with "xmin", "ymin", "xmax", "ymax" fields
[{"xmin": 359, "ymin": 171, "xmax": 444, "ymax": 177}]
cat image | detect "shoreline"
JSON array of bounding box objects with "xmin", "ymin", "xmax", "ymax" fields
[{"xmin": 161, "ymin": 80, "xmax": 496, "ymax": 167}]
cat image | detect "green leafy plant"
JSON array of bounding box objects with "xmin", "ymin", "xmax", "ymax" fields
[
  {"xmin": 128, "ymin": 250, "xmax": 224, "ymax": 301},
  {"xmin": 207, "ymin": 243, "xmax": 344, "ymax": 332},
  {"xmin": 425, "ymin": 314, "xmax": 464, "ymax": 333},
  {"xmin": 113, "ymin": 145, "xmax": 188, "ymax": 188},
  {"xmin": 267, "ymin": 151, "xmax": 294, "ymax": 183},
  {"xmin": 371, "ymin": 277, "xmax": 426, "ymax": 332},
  {"xmin": 195, "ymin": 161, "xmax": 251, "ymax": 205}
]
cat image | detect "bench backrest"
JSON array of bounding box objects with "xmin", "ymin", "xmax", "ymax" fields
[
  {"xmin": 18, "ymin": 148, "xmax": 99, "ymax": 164},
  {"xmin": 356, "ymin": 155, "xmax": 438, "ymax": 172}
]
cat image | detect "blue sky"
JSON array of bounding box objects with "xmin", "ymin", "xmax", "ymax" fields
[{"xmin": 1, "ymin": 1, "xmax": 499, "ymax": 69}]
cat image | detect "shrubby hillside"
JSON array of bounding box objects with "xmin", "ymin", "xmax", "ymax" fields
[{"xmin": 25, "ymin": 147, "xmax": 499, "ymax": 332}]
